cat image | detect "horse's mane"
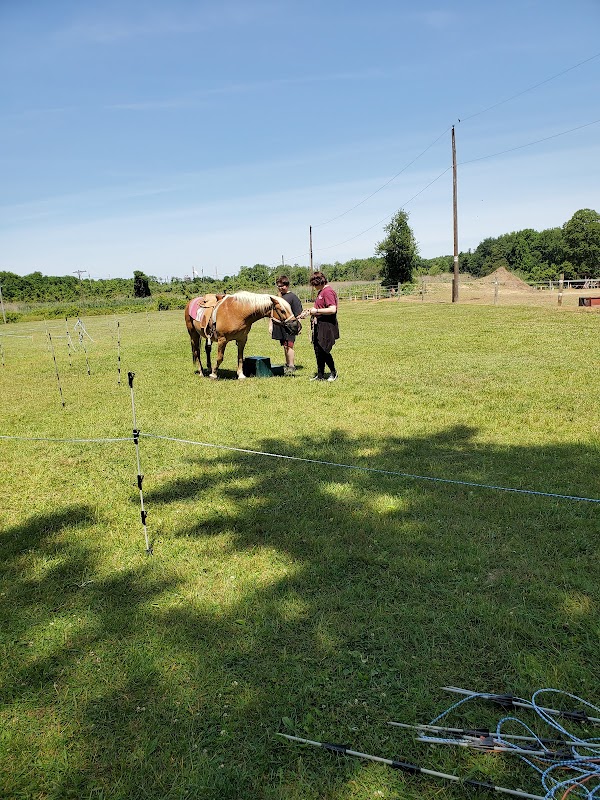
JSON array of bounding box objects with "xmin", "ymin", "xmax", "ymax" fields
[{"xmin": 231, "ymin": 291, "xmax": 291, "ymax": 315}]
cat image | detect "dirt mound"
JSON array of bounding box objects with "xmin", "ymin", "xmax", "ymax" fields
[{"xmin": 476, "ymin": 266, "xmax": 533, "ymax": 291}]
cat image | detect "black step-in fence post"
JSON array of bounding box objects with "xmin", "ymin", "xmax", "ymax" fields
[
  {"xmin": 65, "ymin": 317, "xmax": 73, "ymax": 367},
  {"xmin": 117, "ymin": 320, "xmax": 121, "ymax": 386},
  {"xmin": 48, "ymin": 331, "xmax": 65, "ymax": 408},
  {"xmin": 128, "ymin": 371, "xmax": 151, "ymax": 554}
]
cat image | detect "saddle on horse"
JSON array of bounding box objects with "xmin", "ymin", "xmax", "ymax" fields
[{"xmin": 189, "ymin": 294, "xmax": 225, "ymax": 343}]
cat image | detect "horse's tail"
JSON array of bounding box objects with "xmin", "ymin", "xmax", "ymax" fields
[{"xmin": 184, "ymin": 300, "xmax": 193, "ymax": 331}]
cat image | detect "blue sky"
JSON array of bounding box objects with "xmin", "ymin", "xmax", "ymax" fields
[{"xmin": 1, "ymin": 1, "xmax": 599, "ymax": 280}]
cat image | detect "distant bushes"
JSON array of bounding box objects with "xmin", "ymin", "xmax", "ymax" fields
[
  {"xmin": 155, "ymin": 296, "xmax": 187, "ymax": 311},
  {"xmin": 2, "ymin": 208, "xmax": 598, "ymax": 323},
  {"xmin": 3, "ymin": 294, "xmax": 193, "ymax": 323}
]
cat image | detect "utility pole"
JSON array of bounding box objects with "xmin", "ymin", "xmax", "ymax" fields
[
  {"xmin": 73, "ymin": 269, "xmax": 87, "ymax": 306},
  {"xmin": 309, "ymin": 226, "xmax": 313, "ymax": 273},
  {"xmin": 0, "ymin": 282, "xmax": 6, "ymax": 324},
  {"xmin": 451, "ymin": 126, "xmax": 459, "ymax": 303}
]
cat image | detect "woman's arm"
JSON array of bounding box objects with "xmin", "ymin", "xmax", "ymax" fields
[{"xmin": 309, "ymin": 303, "xmax": 336, "ymax": 316}]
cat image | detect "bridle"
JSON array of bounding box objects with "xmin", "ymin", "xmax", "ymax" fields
[{"xmin": 270, "ymin": 298, "xmax": 301, "ymax": 335}]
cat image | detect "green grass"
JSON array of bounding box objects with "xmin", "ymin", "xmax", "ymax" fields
[{"xmin": 1, "ymin": 303, "xmax": 599, "ymax": 799}]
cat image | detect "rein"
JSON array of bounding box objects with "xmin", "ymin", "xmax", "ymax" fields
[{"xmin": 270, "ymin": 299, "xmax": 302, "ymax": 335}]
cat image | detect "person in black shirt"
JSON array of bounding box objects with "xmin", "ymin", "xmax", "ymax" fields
[{"xmin": 270, "ymin": 275, "xmax": 303, "ymax": 376}]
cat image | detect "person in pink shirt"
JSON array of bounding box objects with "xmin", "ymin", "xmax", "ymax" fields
[{"xmin": 300, "ymin": 271, "xmax": 340, "ymax": 381}]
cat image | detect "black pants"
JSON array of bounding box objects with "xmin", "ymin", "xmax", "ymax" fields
[{"xmin": 314, "ymin": 340, "xmax": 336, "ymax": 377}]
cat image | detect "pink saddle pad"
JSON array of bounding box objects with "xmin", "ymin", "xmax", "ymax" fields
[{"xmin": 188, "ymin": 296, "xmax": 204, "ymax": 321}]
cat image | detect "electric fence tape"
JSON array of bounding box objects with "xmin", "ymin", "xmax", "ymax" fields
[{"xmin": 140, "ymin": 433, "xmax": 600, "ymax": 505}]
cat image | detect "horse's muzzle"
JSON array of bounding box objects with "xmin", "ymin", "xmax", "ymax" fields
[{"xmin": 282, "ymin": 319, "xmax": 302, "ymax": 336}]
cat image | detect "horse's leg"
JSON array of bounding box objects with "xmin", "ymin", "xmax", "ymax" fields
[
  {"xmin": 188, "ymin": 324, "xmax": 203, "ymax": 376},
  {"xmin": 209, "ymin": 337, "xmax": 227, "ymax": 379},
  {"xmin": 236, "ymin": 335, "xmax": 248, "ymax": 380}
]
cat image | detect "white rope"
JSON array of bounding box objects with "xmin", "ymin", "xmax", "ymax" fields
[
  {"xmin": 0, "ymin": 434, "xmax": 131, "ymax": 443},
  {"xmin": 2, "ymin": 430, "xmax": 598, "ymax": 505},
  {"xmin": 140, "ymin": 433, "xmax": 600, "ymax": 504}
]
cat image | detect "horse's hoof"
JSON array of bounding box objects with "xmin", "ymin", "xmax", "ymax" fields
[
  {"xmin": 237, "ymin": 374, "xmax": 247, "ymax": 380},
  {"xmin": 209, "ymin": 373, "xmax": 218, "ymax": 380}
]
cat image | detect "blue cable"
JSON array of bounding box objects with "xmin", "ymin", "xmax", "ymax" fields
[{"xmin": 429, "ymin": 689, "xmax": 600, "ymax": 799}]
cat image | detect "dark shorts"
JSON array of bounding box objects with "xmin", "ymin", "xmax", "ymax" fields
[{"xmin": 273, "ymin": 330, "xmax": 296, "ymax": 347}]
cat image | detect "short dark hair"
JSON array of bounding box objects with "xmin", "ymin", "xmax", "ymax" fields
[
  {"xmin": 309, "ymin": 271, "xmax": 327, "ymax": 287},
  {"xmin": 276, "ymin": 275, "xmax": 290, "ymax": 286}
]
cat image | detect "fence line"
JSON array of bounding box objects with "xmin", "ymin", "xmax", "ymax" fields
[
  {"xmin": 3, "ymin": 279, "xmax": 599, "ymax": 321},
  {"xmin": 140, "ymin": 432, "xmax": 600, "ymax": 505},
  {"xmin": 0, "ymin": 434, "xmax": 131, "ymax": 443},
  {"xmin": 2, "ymin": 428, "xmax": 597, "ymax": 504},
  {"xmin": 2, "ymin": 424, "xmax": 599, "ymax": 555}
]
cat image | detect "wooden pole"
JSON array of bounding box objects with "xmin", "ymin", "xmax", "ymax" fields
[
  {"xmin": 309, "ymin": 226, "xmax": 313, "ymax": 273},
  {"xmin": 0, "ymin": 283, "xmax": 6, "ymax": 324},
  {"xmin": 452, "ymin": 126, "xmax": 459, "ymax": 303},
  {"xmin": 558, "ymin": 272, "xmax": 564, "ymax": 306}
]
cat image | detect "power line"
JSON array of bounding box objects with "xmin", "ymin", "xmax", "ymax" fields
[
  {"xmin": 267, "ymin": 51, "xmax": 600, "ymax": 268},
  {"xmin": 459, "ymin": 117, "xmax": 600, "ymax": 166},
  {"xmin": 313, "ymin": 126, "xmax": 451, "ymax": 228},
  {"xmin": 312, "ymin": 114, "xmax": 599, "ymax": 256},
  {"xmin": 458, "ymin": 50, "xmax": 600, "ymax": 123},
  {"xmin": 307, "ymin": 50, "xmax": 600, "ymax": 238},
  {"xmin": 316, "ymin": 166, "xmax": 451, "ymax": 252}
]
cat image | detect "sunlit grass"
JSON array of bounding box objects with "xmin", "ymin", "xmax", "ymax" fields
[{"xmin": 0, "ymin": 301, "xmax": 599, "ymax": 799}]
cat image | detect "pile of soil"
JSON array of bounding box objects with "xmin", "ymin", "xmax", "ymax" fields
[{"xmin": 476, "ymin": 266, "xmax": 534, "ymax": 292}]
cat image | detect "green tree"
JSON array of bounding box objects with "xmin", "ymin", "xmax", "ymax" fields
[
  {"xmin": 510, "ymin": 229, "xmax": 539, "ymax": 275},
  {"xmin": 536, "ymin": 227, "xmax": 567, "ymax": 274},
  {"xmin": 133, "ymin": 270, "xmax": 151, "ymax": 298},
  {"xmin": 562, "ymin": 208, "xmax": 600, "ymax": 277},
  {"xmin": 288, "ymin": 266, "xmax": 310, "ymax": 286},
  {"xmin": 375, "ymin": 209, "xmax": 419, "ymax": 285},
  {"xmin": 236, "ymin": 264, "xmax": 273, "ymax": 289},
  {"xmin": 470, "ymin": 237, "xmax": 503, "ymax": 277}
]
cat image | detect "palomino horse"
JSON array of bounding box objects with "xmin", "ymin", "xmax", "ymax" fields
[{"xmin": 184, "ymin": 291, "xmax": 298, "ymax": 379}]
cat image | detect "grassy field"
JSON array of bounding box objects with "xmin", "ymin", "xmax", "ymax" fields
[{"xmin": 1, "ymin": 300, "xmax": 599, "ymax": 799}]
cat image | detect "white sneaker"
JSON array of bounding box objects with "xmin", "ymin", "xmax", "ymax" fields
[
  {"xmin": 310, "ymin": 374, "xmax": 325, "ymax": 381},
  {"xmin": 327, "ymin": 372, "xmax": 338, "ymax": 382}
]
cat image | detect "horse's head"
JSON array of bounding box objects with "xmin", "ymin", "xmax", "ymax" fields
[
  {"xmin": 270, "ymin": 295, "xmax": 302, "ymax": 336},
  {"xmin": 270, "ymin": 295, "xmax": 293, "ymax": 322}
]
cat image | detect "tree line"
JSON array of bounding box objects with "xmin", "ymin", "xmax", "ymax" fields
[
  {"xmin": 381, "ymin": 207, "xmax": 600, "ymax": 285},
  {"xmin": 1, "ymin": 208, "xmax": 598, "ymax": 304}
]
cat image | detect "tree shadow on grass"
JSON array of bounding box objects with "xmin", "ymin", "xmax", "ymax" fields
[{"xmin": 1, "ymin": 429, "xmax": 599, "ymax": 799}]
